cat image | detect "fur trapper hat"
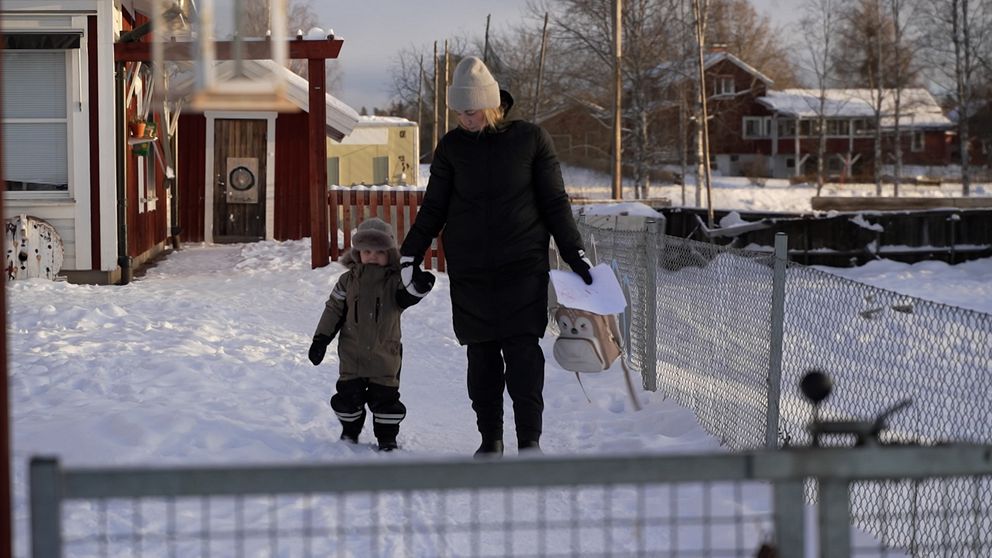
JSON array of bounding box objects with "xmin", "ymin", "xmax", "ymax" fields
[
  {"xmin": 448, "ymin": 56, "xmax": 501, "ymax": 111},
  {"xmin": 351, "ymin": 217, "xmax": 396, "ymax": 252}
]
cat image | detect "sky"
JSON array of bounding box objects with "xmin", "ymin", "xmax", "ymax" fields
[
  {"xmin": 314, "ymin": 0, "xmax": 795, "ymax": 112},
  {"xmin": 8, "ymin": 166, "xmax": 990, "ymax": 555}
]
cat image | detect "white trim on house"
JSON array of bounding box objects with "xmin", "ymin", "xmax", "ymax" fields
[{"xmin": 0, "ymin": 7, "xmax": 108, "ymax": 272}]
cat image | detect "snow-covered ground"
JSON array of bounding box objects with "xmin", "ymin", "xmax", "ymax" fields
[
  {"xmin": 557, "ymin": 164, "xmax": 992, "ymax": 213},
  {"xmin": 8, "ymin": 170, "xmax": 991, "ymax": 556}
]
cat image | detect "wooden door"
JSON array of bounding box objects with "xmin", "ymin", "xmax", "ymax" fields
[{"xmin": 213, "ymin": 119, "xmax": 266, "ymax": 242}]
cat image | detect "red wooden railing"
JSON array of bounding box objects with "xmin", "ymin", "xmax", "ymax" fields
[{"xmin": 328, "ymin": 188, "xmax": 445, "ymax": 271}]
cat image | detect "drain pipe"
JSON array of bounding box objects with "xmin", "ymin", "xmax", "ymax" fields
[{"xmin": 115, "ymin": 61, "xmax": 132, "ymax": 285}]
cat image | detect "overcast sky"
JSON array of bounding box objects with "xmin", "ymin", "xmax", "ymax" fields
[{"xmin": 310, "ymin": 0, "xmax": 793, "ymax": 112}]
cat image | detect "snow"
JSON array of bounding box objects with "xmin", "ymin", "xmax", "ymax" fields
[
  {"xmin": 7, "ymin": 171, "xmax": 990, "ymax": 555},
  {"xmin": 558, "ymin": 165, "xmax": 992, "ymax": 213},
  {"xmin": 758, "ymin": 89, "xmax": 951, "ymax": 128}
]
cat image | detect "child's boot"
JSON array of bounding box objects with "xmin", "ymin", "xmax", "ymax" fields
[
  {"xmin": 331, "ymin": 387, "xmax": 367, "ymax": 444},
  {"xmin": 377, "ymin": 437, "xmax": 399, "ymax": 452},
  {"xmin": 368, "ymin": 384, "xmax": 405, "ymax": 452}
]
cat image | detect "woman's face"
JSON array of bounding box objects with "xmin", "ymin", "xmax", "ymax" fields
[{"xmin": 456, "ymin": 109, "xmax": 487, "ymax": 132}]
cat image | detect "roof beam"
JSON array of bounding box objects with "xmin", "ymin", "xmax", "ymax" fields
[{"xmin": 114, "ymin": 39, "xmax": 343, "ymax": 62}]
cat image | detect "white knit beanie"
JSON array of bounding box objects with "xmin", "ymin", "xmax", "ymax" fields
[{"xmin": 447, "ymin": 56, "xmax": 501, "ymax": 111}]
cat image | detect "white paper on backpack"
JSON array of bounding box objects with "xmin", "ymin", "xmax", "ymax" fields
[{"xmin": 550, "ymin": 264, "xmax": 627, "ymax": 315}]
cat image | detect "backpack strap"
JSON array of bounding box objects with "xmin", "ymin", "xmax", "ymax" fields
[
  {"xmin": 607, "ymin": 312, "xmax": 642, "ymax": 411},
  {"xmin": 619, "ymin": 356, "xmax": 643, "ymax": 411},
  {"xmin": 574, "ymin": 372, "xmax": 593, "ymax": 403}
]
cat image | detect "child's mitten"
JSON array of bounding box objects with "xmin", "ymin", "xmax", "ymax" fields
[{"xmin": 308, "ymin": 334, "xmax": 333, "ymax": 365}]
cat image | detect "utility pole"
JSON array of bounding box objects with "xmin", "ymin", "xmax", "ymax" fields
[
  {"xmin": 533, "ymin": 12, "xmax": 550, "ymax": 123},
  {"xmin": 432, "ymin": 41, "xmax": 439, "ymax": 153},
  {"xmin": 611, "ymin": 0, "xmax": 623, "ymax": 200},
  {"xmin": 484, "ymin": 14, "xmax": 491, "ymax": 64},
  {"xmin": 444, "ymin": 40, "xmax": 450, "ymax": 134},
  {"xmin": 417, "ymin": 54, "xmax": 424, "ymax": 157}
]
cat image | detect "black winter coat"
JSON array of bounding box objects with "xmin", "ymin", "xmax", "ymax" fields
[{"xmin": 400, "ymin": 120, "xmax": 585, "ymax": 345}]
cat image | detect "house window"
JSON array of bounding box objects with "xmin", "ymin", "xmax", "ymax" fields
[
  {"xmin": 1, "ymin": 50, "xmax": 70, "ymax": 193},
  {"xmin": 714, "ymin": 76, "xmax": 735, "ymax": 97},
  {"xmin": 326, "ymin": 157, "xmax": 340, "ymax": 186},
  {"xmin": 743, "ymin": 116, "xmax": 771, "ymax": 138},
  {"xmin": 372, "ymin": 156, "xmax": 389, "ymax": 185},
  {"xmin": 826, "ymin": 120, "xmax": 850, "ymax": 136},
  {"xmin": 911, "ymin": 131, "xmax": 924, "ymax": 152},
  {"xmin": 778, "ymin": 120, "xmax": 796, "ymax": 138}
]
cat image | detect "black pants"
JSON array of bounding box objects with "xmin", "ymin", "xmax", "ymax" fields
[
  {"xmin": 466, "ymin": 335, "xmax": 545, "ymax": 443},
  {"xmin": 330, "ymin": 378, "xmax": 406, "ymax": 443}
]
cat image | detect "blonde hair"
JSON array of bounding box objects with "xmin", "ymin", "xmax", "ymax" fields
[{"xmin": 481, "ymin": 107, "xmax": 504, "ymax": 130}]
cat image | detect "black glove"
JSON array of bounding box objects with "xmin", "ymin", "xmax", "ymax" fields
[
  {"xmin": 564, "ymin": 249, "xmax": 594, "ymax": 285},
  {"xmin": 308, "ymin": 334, "xmax": 333, "ymax": 366},
  {"xmin": 400, "ymin": 255, "xmax": 433, "ymax": 297},
  {"xmin": 412, "ymin": 267, "xmax": 436, "ymax": 294}
]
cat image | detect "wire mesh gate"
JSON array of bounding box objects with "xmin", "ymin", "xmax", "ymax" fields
[
  {"xmin": 569, "ymin": 211, "xmax": 992, "ymax": 557},
  {"xmin": 29, "ymin": 445, "xmax": 992, "ymax": 557}
]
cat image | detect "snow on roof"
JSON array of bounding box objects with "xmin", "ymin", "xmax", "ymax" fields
[
  {"xmin": 758, "ymin": 88, "xmax": 952, "ymax": 129},
  {"xmin": 170, "ymin": 59, "xmax": 360, "ymax": 138},
  {"xmin": 653, "ymin": 51, "xmax": 773, "ymax": 88},
  {"xmin": 357, "ymin": 115, "xmax": 417, "ymax": 127}
]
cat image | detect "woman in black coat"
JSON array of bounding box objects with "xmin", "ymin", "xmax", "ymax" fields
[{"xmin": 399, "ymin": 56, "xmax": 592, "ymax": 457}]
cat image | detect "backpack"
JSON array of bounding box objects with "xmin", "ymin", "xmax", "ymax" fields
[
  {"xmin": 552, "ymin": 307, "xmax": 623, "ymax": 373},
  {"xmin": 552, "ymin": 306, "xmax": 642, "ymax": 410}
]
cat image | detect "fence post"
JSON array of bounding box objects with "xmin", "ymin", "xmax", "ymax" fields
[
  {"xmin": 772, "ymin": 479, "xmax": 806, "ymax": 556},
  {"xmin": 30, "ymin": 457, "xmax": 62, "ymax": 558},
  {"xmin": 766, "ymin": 232, "xmax": 788, "ymax": 449},
  {"xmin": 642, "ymin": 217, "xmax": 660, "ymax": 392},
  {"xmin": 819, "ymin": 479, "xmax": 852, "ymax": 558}
]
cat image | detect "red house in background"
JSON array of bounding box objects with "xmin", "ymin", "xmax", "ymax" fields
[{"xmin": 663, "ymin": 52, "xmax": 956, "ymax": 180}]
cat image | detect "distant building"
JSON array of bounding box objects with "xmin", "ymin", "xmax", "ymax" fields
[
  {"xmin": 657, "ymin": 51, "xmax": 956, "ymax": 179},
  {"xmin": 327, "ymin": 116, "xmax": 419, "ymax": 186}
]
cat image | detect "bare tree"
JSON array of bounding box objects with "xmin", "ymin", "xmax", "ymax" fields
[
  {"xmin": 918, "ymin": 0, "xmax": 992, "ymax": 195},
  {"xmin": 706, "ymin": 0, "xmax": 800, "ymax": 87},
  {"xmin": 800, "ymin": 0, "xmax": 841, "ymax": 196},
  {"xmin": 238, "ymin": 0, "xmax": 339, "ymax": 90},
  {"xmin": 885, "ymin": 0, "xmax": 925, "ymax": 195}
]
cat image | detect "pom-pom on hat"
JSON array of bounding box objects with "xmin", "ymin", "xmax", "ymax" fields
[
  {"xmin": 447, "ymin": 56, "xmax": 501, "ymax": 111},
  {"xmin": 351, "ymin": 217, "xmax": 396, "ymax": 252}
]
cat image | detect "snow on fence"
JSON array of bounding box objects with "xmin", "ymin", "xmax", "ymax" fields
[
  {"xmin": 328, "ymin": 186, "xmax": 445, "ymax": 271},
  {"xmin": 569, "ymin": 212, "xmax": 992, "ymax": 557}
]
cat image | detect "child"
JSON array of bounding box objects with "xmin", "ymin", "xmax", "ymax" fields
[{"xmin": 308, "ymin": 217, "xmax": 435, "ymax": 451}]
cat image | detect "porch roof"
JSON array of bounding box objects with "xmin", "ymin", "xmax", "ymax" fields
[
  {"xmin": 757, "ymin": 88, "xmax": 952, "ymax": 129},
  {"xmin": 171, "ymin": 59, "xmax": 360, "ymax": 140}
]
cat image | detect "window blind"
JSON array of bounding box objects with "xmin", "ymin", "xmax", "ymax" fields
[{"xmin": 1, "ymin": 51, "xmax": 69, "ymax": 188}]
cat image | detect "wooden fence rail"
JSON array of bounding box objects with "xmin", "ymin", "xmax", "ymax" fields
[{"xmin": 328, "ymin": 188, "xmax": 445, "ymax": 271}]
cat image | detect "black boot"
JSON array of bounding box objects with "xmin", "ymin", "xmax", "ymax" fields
[
  {"xmin": 518, "ymin": 439, "xmax": 542, "ymax": 454},
  {"xmin": 474, "ymin": 438, "xmax": 504, "ymax": 459},
  {"xmin": 340, "ymin": 431, "xmax": 359, "ymax": 444},
  {"xmin": 377, "ymin": 438, "xmax": 398, "ymax": 452}
]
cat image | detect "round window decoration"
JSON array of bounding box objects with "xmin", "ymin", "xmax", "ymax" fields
[{"xmin": 229, "ymin": 166, "xmax": 256, "ymax": 191}]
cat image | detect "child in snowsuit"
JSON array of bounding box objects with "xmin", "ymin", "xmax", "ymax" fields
[{"xmin": 308, "ymin": 217, "xmax": 435, "ymax": 451}]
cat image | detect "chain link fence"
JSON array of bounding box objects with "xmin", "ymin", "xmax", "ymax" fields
[{"xmin": 571, "ymin": 211, "xmax": 992, "ymax": 557}]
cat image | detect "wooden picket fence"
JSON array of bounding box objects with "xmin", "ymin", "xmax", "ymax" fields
[{"xmin": 328, "ymin": 188, "xmax": 445, "ymax": 271}]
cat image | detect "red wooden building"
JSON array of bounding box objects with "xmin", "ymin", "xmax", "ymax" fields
[{"xmin": 175, "ymin": 60, "xmax": 359, "ymax": 244}]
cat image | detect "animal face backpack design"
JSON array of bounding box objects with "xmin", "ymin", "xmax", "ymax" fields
[
  {"xmin": 552, "ymin": 306, "xmax": 642, "ymax": 410},
  {"xmin": 552, "ymin": 307, "xmax": 622, "ymax": 373}
]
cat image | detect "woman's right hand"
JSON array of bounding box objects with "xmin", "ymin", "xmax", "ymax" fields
[{"xmin": 564, "ymin": 250, "xmax": 593, "ymax": 285}]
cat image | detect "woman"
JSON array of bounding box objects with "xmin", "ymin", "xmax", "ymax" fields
[{"xmin": 399, "ymin": 56, "xmax": 592, "ymax": 458}]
